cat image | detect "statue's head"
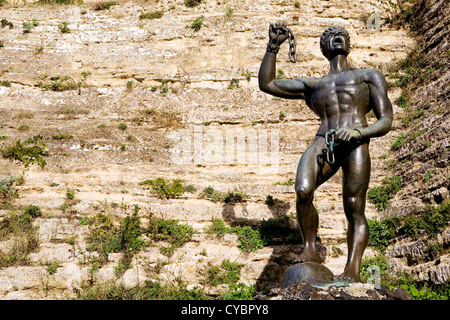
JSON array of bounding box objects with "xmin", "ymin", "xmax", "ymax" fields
[{"xmin": 320, "ymin": 27, "xmax": 350, "ymax": 60}]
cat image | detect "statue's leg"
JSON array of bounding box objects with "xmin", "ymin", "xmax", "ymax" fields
[
  {"xmin": 339, "ymin": 143, "xmax": 370, "ymax": 282},
  {"xmin": 294, "ymin": 138, "xmax": 338, "ymax": 263}
]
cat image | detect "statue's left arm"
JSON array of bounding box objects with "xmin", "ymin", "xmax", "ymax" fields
[{"xmin": 358, "ymin": 70, "xmax": 393, "ymax": 139}]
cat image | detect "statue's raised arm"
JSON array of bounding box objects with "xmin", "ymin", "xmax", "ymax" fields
[{"xmin": 258, "ymin": 22, "xmax": 308, "ymax": 100}]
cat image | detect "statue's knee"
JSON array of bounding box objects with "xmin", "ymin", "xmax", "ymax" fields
[
  {"xmin": 296, "ymin": 185, "xmax": 313, "ymax": 202},
  {"xmin": 345, "ymin": 196, "xmax": 360, "ymax": 211},
  {"xmin": 345, "ymin": 196, "xmax": 368, "ymax": 226}
]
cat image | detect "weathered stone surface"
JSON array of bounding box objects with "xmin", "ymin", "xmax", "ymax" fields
[
  {"xmin": 28, "ymin": 243, "xmax": 76, "ymax": 264},
  {"xmin": 0, "ymin": 267, "xmax": 46, "ymax": 294},
  {"xmin": 0, "ymin": 0, "xmax": 429, "ymax": 299}
]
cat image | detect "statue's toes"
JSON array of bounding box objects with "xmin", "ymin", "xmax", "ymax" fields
[
  {"xmin": 291, "ymin": 259, "xmax": 304, "ymax": 265},
  {"xmin": 333, "ymin": 274, "xmax": 354, "ymax": 282}
]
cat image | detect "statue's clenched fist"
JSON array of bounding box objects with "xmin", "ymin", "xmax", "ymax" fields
[{"xmin": 267, "ymin": 22, "xmax": 290, "ymax": 53}]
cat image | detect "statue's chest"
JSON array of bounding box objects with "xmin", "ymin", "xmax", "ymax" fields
[{"xmin": 309, "ymin": 72, "xmax": 367, "ymax": 106}]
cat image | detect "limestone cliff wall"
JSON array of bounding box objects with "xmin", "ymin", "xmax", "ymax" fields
[
  {"xmin": 384, "ymin": 0, "xmax": 449, "ymax": 285},
  {"xmin": 0, "ymin": 0, "xmax": 425, "ymax": 299}
]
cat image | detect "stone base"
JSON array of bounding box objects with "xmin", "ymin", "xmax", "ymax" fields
[
  {"xmin": 277, "ymin": 281, "xmax": 413, "ymax": 300},
  {"xmin": 282, "ymin": 262, "xmax": 335, "ymax": 288}
]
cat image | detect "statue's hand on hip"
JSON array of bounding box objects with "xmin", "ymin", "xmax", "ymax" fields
[{"xmin": 335, "ymin": 128, "xmax": 364, "ymax": 143}]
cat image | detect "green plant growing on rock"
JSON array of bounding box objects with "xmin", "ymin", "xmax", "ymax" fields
[
  {"xmin": 0, "ymin": 210, "xmax": 40, "ymax": 267},
  {"xmin": 204, "ymin": 259, "xmax": 244, "ymax": 286},
  {"xmin": 77, "ymin": 280, "xmax": 209, "ymax": 300},
  {"xmin": 409, "ymin": 128, "xmax": 426, "ymax": 140},
  {"xmin": 234, "ymin": 226, "xmax": 263, "ymax": 252},
  {"xmin": 265, "ymin": 195, "xmax": 275, "ymax": 206},
  {"xmin": 331, "ymin": 246, "xmax": 343, "ymax": 258},
  {"xmin": 367, "ymin": 175, "xmax": 402, "ymax": 210},
  {"xmin": 38, "ymin": 75, "xmax": 78, "ymax": 91},
  {"xmin": 401, "ymin": 105, "xmax": 425, "ymax": 127},
  {"xmin": 36, "ymin": 0, "xmax": 77, "ymax": 4},
  {"xmin": 43, "ymin": 259, "xmax": 60, "ymax": 275},
  {"xmin": 206, "ymin": 216, "xmax": 299, "ymax": 250},
  {"xmin": 58, "ymin": 22, "xmax": 71, "ymax": 33},
  {"xmin": 276, "ymin": 69, "xmax": 285, "ymax": 80},
  {"xmin": 367, "ymin": 200, "xmax": 450, "ymax": 258},
  {"xmin": 66, "ymin": 189, "xmax": 75, "ymax": 200},
  {"xmin": 219, "ymin": 283, "xmax": 255, "ymax": 300},
  {"xmin": 126, "ymin": 80, "xmax": 134, "ymax": 90},
  {"xmin": 225, "ymin": 5, "xmax": 234, "ymax": 17},
  {"xmin": 60, "ymin": 201, "xmax": 70, "ymax": 211},
  {"xmin": 223, "ymin": 191, "xmax": 247, "ymax": 203},
  {"xmin": 201, "ymin": 186, "xmax": 225, "ymax": 202},
  {"xmin": 24, "ymin": 205, "xmax": 42, "ymax": 218},
  {"xmin": 206, "ymin": 217, "xmax": 232, "ymax": 236},
  {"xmin": 139, "ymin": 178, "xmax": 187, "ymax": 199},
  {"xmin": 360, "ymin": 254, "xmax": 389, "ymax": 285},
  {"xmin": 145, "ymin": 213, "xmax": 194, "ymax": 256},
  {"xmin": 86, "ymin": 210, "xmax": 146, "ymax": 265},
  {"xmin": 402, "ymin": 200, "xmax": 450, "ymax": 240},
  {"xmin": 86, "ymin": 214, "xmax": 121, "ymax": 262},
  {"xmin": 227, "ymin": 78, "xmax": 240, "ymax": 89},
  {"xmin": 0, "ymin": 175, "xmax": 20, "ymax": 204},
  {"xmin": 118, "ymin": 122, "xmax": 127, "ymax": 131},
  {"xmin": 22, "ymin": 19, "xmax": 38, "ymax": 33},
  {"xmin": 274, "ymin": 179, "xmax": 294, "ymax": 186},
  {"xmin": 1, "ymin": 135, "xmax": 49, "ymax": 168},
  {"xmin": 139, "ymin": 10, "xmax": 164, "ymax": 20},
  {"xmin": 52, "ymin": 135, "xmax": 73, "ymax": 140},
  {"xmin": 367, "ymin": 215, "xmax": 401, "ymax": 252},
  {"xmin": 93, "ymin": 0, "xmax": 117, "ymax": 10},
  {"xmin": 394, "ymin": 93, "xmax": 409, "ymax": 109},
  {"xmin": 389, "ymin": 273, "xmax": 450, "ymax": 300},
  {"xmin": 190, "ymin": 15, "xmax": 204, "ymax": 32},
  {"xmin": 424, "ymin": 169, "xmax": 435, "ymax": 181},
  {"xmin": 241, "ymin": 70, "xmax": 252, "ymax": 81},
  {"xmin": 390, "ymin": 134, "xmax": 407, "ymax": 150},
  {"xmin": 425, "ymin": 242, "xmax": 440, "ymax": 262},
  {"xmin": 114, "ymin": 253, "xmax": 132, "ymax": 275},
  {"xmin": 1, "ymin": 19, "xmax": 14, "ymax": 29},
  {"xmin": 120, "ymin": 207, "xmax": 146, "ymax": 253}
]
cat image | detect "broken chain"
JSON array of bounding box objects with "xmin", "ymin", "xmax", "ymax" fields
[
  {"xmin": 325, "ymin": 129, "xmax": 337, "ymax": 165},
  {"xmin": 288, "ymin": 28, "xmax": 296, "ymax": 63}
]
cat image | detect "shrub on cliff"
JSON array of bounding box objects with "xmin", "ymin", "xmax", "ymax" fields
[
  {"xmin": 0, "ymin": 209, "xmax": 40, "ymax": 267},
  {"xmin": 1, "ymin": 135, "xmax": 48, "ymax": 168},
  {"xmin": 367, "ymin": 175, "xmax": 402, "ymax": 210}
]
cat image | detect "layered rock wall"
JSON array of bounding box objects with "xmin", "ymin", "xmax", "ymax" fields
[{"xmin": 0, "ymin": 0, "xmax": 419, "ymax": 299}]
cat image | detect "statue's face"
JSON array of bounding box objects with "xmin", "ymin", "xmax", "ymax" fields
[{"xmin": 323, "ymin": 32, "xmax": 350, "ymax": 59}]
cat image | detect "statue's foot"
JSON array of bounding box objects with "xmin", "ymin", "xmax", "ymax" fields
[
  {"xmin": 291, "ymin": 250, "xmax": 323, "ymax": 264},
  {"xmin": 333, "ymin": 272, "xmax": 361, "ymax": 283}
]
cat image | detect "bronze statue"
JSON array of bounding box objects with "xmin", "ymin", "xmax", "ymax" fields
[{"xmin": 259, "ymin": 23, "xmax": 393, "ymax": 283}]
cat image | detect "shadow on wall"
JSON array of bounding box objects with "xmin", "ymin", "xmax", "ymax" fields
[{"xmin": 220, "ymin": 199, "xmax": 327, "ymax": 292}]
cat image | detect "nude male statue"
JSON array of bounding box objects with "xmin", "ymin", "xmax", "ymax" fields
[{"xmin": 258, "ymin": 23, "xmax": 393, "ymax": 282}]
